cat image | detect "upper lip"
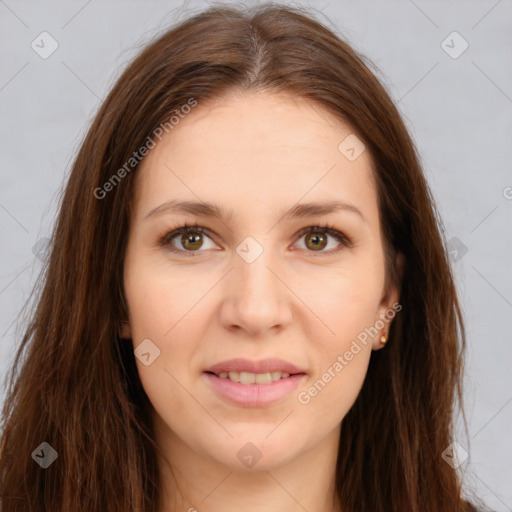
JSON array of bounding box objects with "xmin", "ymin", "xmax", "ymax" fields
[{"xmin": 205, "ymin": 358, "xmax": 307, "ymax": 375}]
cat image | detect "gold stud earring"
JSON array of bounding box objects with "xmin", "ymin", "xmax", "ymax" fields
[{"xmin": 379, "ymin": 333, "xmax": 387, "ymax": 345}]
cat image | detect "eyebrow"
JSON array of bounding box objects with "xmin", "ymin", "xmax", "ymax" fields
[{"xmin": 144, "ymin": 199, "xmax": 366, "ymax": 223}]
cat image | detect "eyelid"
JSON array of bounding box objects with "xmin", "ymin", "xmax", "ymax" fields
[
  {"xmin": 158, "ymin": 222, "xmax": 352, "ymax": 256},
  {"xmin": 158, "ymin": 223, "xmax": 214, "ymax": 249},
  {"xmin": 294, "ymin": 224, "xmax": 352, "ymax": 247}
]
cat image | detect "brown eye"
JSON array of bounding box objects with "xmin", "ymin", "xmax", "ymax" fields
[
  {"xmin": 159, "ymin": 225, "xmax": 217, "ymax": 255},
  {"xmin": 304, "ymin": 232, "xmax": 328, "ymax": 251},
  {"xmin": 295, "ymin": 225, "xmax": 352, "ymax": 255},
  {"xmin": 159, "ymin": 223, "xmax": 351, "ymax": 257},
  {"xmin": 180, "ymin": 232, "xmax": 204, "ymax": 251}
]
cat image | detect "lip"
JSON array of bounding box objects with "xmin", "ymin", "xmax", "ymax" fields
[
  {"xmin": 205, "ymin": 358, "xmax": 307, "ymax": 375},
  {"xmin": 203, "ymin": 372, "xmax": 307, "ymax": 407},
  {"xmin": 204, "ymin": 358, "xmax": 307, "ymax": 407}
]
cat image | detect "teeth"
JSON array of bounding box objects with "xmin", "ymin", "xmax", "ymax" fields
[
  {"xmin": 217, "ymin": 371, "xmax": 291, "ymax": 384},
  {"xmin": 228, "ymin": 371, "xmax": 240, "ymax": 383},
  {"xmin": 241, "ymin": 371, "xmax": 256, "ymax": 384},
  {"xmin": 255, "ymin": 372, "xmax": 271, "ymax": 384}
]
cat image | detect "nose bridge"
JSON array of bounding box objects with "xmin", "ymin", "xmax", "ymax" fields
[
  {"xmin": 223, "ymin": 234, "xmax": 290, "ymax": 332},
  {"xmin": 235, "ymin": 234, "xmax": 280, "ymax": 301}
]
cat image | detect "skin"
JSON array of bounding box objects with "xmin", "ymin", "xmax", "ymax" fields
[{"xmin": 120, "ymin": 90, "xmax": 402, "ymax": 512}]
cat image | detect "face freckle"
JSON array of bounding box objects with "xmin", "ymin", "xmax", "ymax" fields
[{"xmin": 121, "ymin": 90, "xmax": 400, "ymax": 477}]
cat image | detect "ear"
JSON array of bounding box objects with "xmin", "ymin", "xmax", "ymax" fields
[
  {"xmin": 119, "ymin": 321, "xmax": 132, "ymax": 340},
  {"xmin": 373, "ymin": 252, "xmax": 404, "ymax": 350}
]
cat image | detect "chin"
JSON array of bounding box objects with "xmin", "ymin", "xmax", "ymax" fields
[{"xmin": 203, "ymin": 431, "xmax": 303, "ymax": 471}]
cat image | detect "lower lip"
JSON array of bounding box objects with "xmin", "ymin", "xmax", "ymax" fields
[{"xmin": 203, "ymin": 372, "xmax": 307, "ymax": 407}]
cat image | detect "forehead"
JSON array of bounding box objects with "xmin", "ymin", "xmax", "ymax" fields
[{"xmin": 132, "ymin": 90, "xmax": 378, "ymax": 224}]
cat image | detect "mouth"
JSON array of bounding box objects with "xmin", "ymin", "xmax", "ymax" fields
[
  {"xmin": 202, "ymin": 358, "xmax": 307, "ymax": 407},
  {"xmin": 204, "ymin": 370, "xmax": 302, "ymax": 385},
  {"xmin": 205, "ymin": 357, "xmax": 307, "ymax": 377}
]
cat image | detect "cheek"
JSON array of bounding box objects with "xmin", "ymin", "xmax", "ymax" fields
[
  {"xmin": 295, "ymin": 281, "xmax": 376, "ymax": 427},
  {"xmin": 123, "ymin": 247, "xmax": 206, "ymax": 340},
  {"xmin": 292, "ymin": 257, "xmax": 383, "ymax": 411},
  {"xmin": 122, "ymin": 252, "xmax": 203, "ymax": 388},
  {"xmin": 123, "ymin": 263, "xmax": 206, "ymax": 426},
  {"xmin": 294, "ymin": 253, "xmax": 384, "ymax": 341}
]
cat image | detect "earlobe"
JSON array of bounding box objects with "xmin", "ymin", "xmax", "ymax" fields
[
  {"xmin": 375, "ymin": 285, "xmax": 400, "ymax": 350},
  {"xmin": 373, "ymin": 252, "xmax": 404, "ymax": 350},
  {"xmin": 372, "ymin": 332, "xmax": 388, "ymax": 351}
]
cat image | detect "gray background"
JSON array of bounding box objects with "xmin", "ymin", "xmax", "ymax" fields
[{"xmin": 1, "ymin": 0, "xmax": 511, "ymax": 509}]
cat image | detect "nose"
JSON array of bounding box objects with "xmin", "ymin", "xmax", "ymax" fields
[{"xmin": 219, "ymin": 242, "xmax": 294, "ymax": 337}]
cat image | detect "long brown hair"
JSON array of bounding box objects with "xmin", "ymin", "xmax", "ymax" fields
[{"xmin": 0, "ymin": 3, "xmax": 483, "ymax": 510}]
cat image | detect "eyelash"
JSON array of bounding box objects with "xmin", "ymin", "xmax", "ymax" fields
[{"xmin": 157, "ymin": 222, "xmax": 352, "ymax": 257}]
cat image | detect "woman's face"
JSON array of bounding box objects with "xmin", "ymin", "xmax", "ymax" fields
[{"xmin": 121, "ymin": 90, "xmax": 400, "ymax": 471}]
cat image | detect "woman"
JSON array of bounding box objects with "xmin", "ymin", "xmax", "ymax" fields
[{"xmin": 0, "ymin": 3, "xmax": 487, "ymax": 511}]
